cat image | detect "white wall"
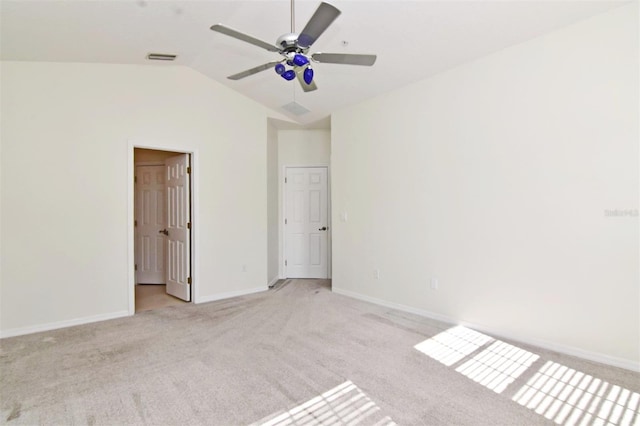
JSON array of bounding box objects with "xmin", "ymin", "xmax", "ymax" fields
[
  {"xmin": 0, "ymin": 62, "xmax": 282, "ymax": 334},
  {"xmin": 266, "ymin": 120, "xmax": 279, "ymax": 285},
  {"xmin": 331, "ymin": 4, "xmax": 639, "ymax": 369},
  {"xmin": 278, "ymin": 130, "xmax": 331, "ymax": 166},
  {"xmin": 278, "ymin": 129, "xmax": 331, "ymax": 278}
]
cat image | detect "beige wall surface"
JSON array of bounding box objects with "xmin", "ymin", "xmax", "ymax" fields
[
  {"xmin": 331, "ymin": 4, "xmax": 639, "ymax": 369},
  {"xmin": 278, "ymin": 129, "xmax": 331, "ymax": 166},
  {"xmin": 0, "ymin": 62, "xmax": 279, "ymax": 333},
  {"xmin": 266, "ymin": 121, "xmax": 279, "ymax": 285}
]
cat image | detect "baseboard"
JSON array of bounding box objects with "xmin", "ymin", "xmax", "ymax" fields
[
  {"xmin": 332, "ymin": 287, "xmax": 458, "ymax": 324},
  {"xmin": 461, "ymin": 321, "xmax": 640, "ymax": 373},
  {"xmin": 267, "ymin": 276, "xmax": 280, "ymax": 288},
  {"xmin": 0, "ymin": 310, "xmax": 130, "ymax": 339},
  {"xmin": 196, "ymin": 286, "xmax": 268, "ymax": 304},
  {"xmin": 332, "ymin": 287, "xmax": 640, "ymax": 373}
]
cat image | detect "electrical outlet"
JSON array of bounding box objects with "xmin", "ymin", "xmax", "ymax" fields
[
  {"xmin": 341, "ymin": 212, "xmax": 348, "ymax": 222},
  {"xmin": 430, "ymin": 277, "xmax": 439, "ymax": 290},
  {"xmin": 374, "ymin": 269, "xmax": 380, "ymax": 280}
]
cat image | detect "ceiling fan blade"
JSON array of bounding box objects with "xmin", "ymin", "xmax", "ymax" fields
[
  {"xmin": 297, "ymin": 2, "xmax": 341, "ymax": 48},
  {"xmin": 296, "ymin": 68, "xmax": 318, "ymax": 92},
  {"xmin": 311, "ymin": 53, "xmax": 377, "ymax": 66},
  {"xmin": 227, "ymin": 61, "xmax": 283, "ymax": 80},
  {"xmin": 210, "ymin": 24, "xmax": 279, "ymax": 52}
]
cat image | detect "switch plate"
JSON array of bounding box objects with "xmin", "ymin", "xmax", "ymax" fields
[{"xmin": 430, "ymin": 277, "xmax": 439, "ymax": 290}]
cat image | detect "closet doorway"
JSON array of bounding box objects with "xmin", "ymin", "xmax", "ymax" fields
[{"xmin": 133, "ymin": 148, "xmax": 192, "ymax": 312}]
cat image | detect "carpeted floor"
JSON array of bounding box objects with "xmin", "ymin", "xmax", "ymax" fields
[{"xmin": 1, "ymin": 279, "xmax": 638, "ymax": 425}]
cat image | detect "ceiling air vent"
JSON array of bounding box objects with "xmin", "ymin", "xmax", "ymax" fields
[
  {"xmin": 281, "ymin": 102, "xmax": 310, "ymax": 116},
  {"xmin": 147, "ymin": 53, "xmax": 177, "ymax": 61}
]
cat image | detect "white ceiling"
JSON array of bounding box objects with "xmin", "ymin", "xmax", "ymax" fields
[{"xmin": 0, "ymin": 0, "xmax": 627, "ymax": 127}]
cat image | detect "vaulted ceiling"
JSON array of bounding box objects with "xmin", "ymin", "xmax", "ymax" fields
[{"xmin": 1, "ymin": 0, "xmax": 627, "ymax": 127}]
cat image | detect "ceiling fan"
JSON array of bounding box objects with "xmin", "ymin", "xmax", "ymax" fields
[{"xmin": 210, "ymin": 1, "xmax": 377, "ymax": 92}]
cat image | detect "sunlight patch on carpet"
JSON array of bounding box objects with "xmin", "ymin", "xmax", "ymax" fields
[
  {"xmin": 415, "ymin": 326, "xmax": 538, "ymax": 393},
  {"xmin": 415, "ymin": 327, "xmax": 640, "ymax": 425},
  {"xmin": 414, "ymin": 325, "xmax": 493, "ymax": 367},
  {"xmin": 252, "ymin": 380, "xmax": 396, "ymax": 426},
  {"xmin": 513, "ymin": 361, "xmax": 640, "ymax": 425},
  {"xmin": 456, "ymin": 339, "xmax": 540, "ymax": 393}
]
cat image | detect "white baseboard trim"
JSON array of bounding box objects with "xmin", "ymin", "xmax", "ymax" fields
[
  {"xmin": 333, "ymin": 287, "xmax": 640, "ymax": 373},
  {"xmin": 267, "ymin": 277, "xmax": 280, "ymax": 287},
  {"xmin": 333, "ymin": 287, "xmax": 457, "ymax": 323},
  {"xmin": 196, "ymin": 286, "xmax": 268, "ymax": 304},
  {"xmin": 0, "ymin": 310, "xmax": 130, "ymax": 339}
]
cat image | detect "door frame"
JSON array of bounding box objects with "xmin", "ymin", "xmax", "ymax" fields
[
  {"xmin": 127, "ymin": 140, "xmax": 200, "ymax": 315},
  {"xmin": 281, "ymin": 165, "xmax": 331, "ymax": 279}
]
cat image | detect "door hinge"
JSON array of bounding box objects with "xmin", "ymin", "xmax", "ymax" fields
[
  {"xmin": 134, "ymin": 220, "xmax": 137, "ymax": 227},
  {"xmin": 187, "ymin": 222, "xmax": 191, "ymax": 229},
  {"xmin": 285, "ymin": 218, "xmax": 287, "ymax": 225},
  {"xmin": 285, "ymin": 177, "xmax": 287, "ymax": 183},
  {"xmin": 285, "ymin": 260, "xmax": 287, "ymax": 266},
  {"xmin": 187, "ymin": 166, "xmax": 191, "ymax": 174},
  {"xmin": 135, "ymin": 264, "xmax": 138, "ymax": 271},
  {"xmin": 134, "ymin": 176, "xmax": 137, "ymax": 183},
  {"xmin": 187, "ymin": 277, "xmax": 192, "ymax": 284}
]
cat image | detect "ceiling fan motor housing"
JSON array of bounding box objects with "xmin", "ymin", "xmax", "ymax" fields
[{"xmin": 276, "ymin": 33, "xmax": 307, "ymax": 54}]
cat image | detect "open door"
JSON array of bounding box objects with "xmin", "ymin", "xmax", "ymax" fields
[
  {"xmin": 135, "ymin": 165, "xmax": 166, "ymax": 284},
  {"xmin": 165, "ymin": 154, "xmax": 191, "ymax": 301}
]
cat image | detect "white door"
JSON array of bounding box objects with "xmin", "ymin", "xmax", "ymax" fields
[
  {"xmin": 165, "ymin": 154, "xmax": 191, "ymax": 301},
  {"xmin": 285, "ymin": 167, "xmax": 329, "ymax": 278},
  {"xmin": 135, "ymin": 165, "xmax": 166, "ymax": 284}
]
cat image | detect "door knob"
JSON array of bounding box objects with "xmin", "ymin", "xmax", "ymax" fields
[
  {"xmin": 318, "ymin": 226, "xmax": 327, "ymax": 231},
  {"xmin": 159, "ymin": 229, "xmax": 169, "ymax": 236}
]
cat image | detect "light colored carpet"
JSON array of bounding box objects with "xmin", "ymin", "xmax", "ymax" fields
[
  {"xmin": 135, "ymin": 284, "xmax": 188, "ymax": 313},
  {"xmin": 1, "ymin": 279, "xmax": 638, "ymax": 425}
]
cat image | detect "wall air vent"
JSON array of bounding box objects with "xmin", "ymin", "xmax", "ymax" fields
[
  {"xmin": 147, "ymin": 53, "xmax": 177, "ymax": 61},
  {"xmin": 281, "ymin": 102, "xmax": 310, "ymax": 116}
]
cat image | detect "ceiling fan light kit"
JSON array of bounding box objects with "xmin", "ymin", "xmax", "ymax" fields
[
  {"xmin": 303, "ymin": 67, "xmax": 314, "ymax": 85},
  {"xmin": 282, "ymin": 70, "xmax": 296, "ymax": 81},
  {"xmin": 274, "ymin": 63, "xmax": 286, "ymax": 75},
  {"xmin": 210, "ymin": 1, "xmax": 377, "ymax": 93},
  {"xmin": 292, "ymin": 54, "xmax": 309, "ymax": 67}
]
